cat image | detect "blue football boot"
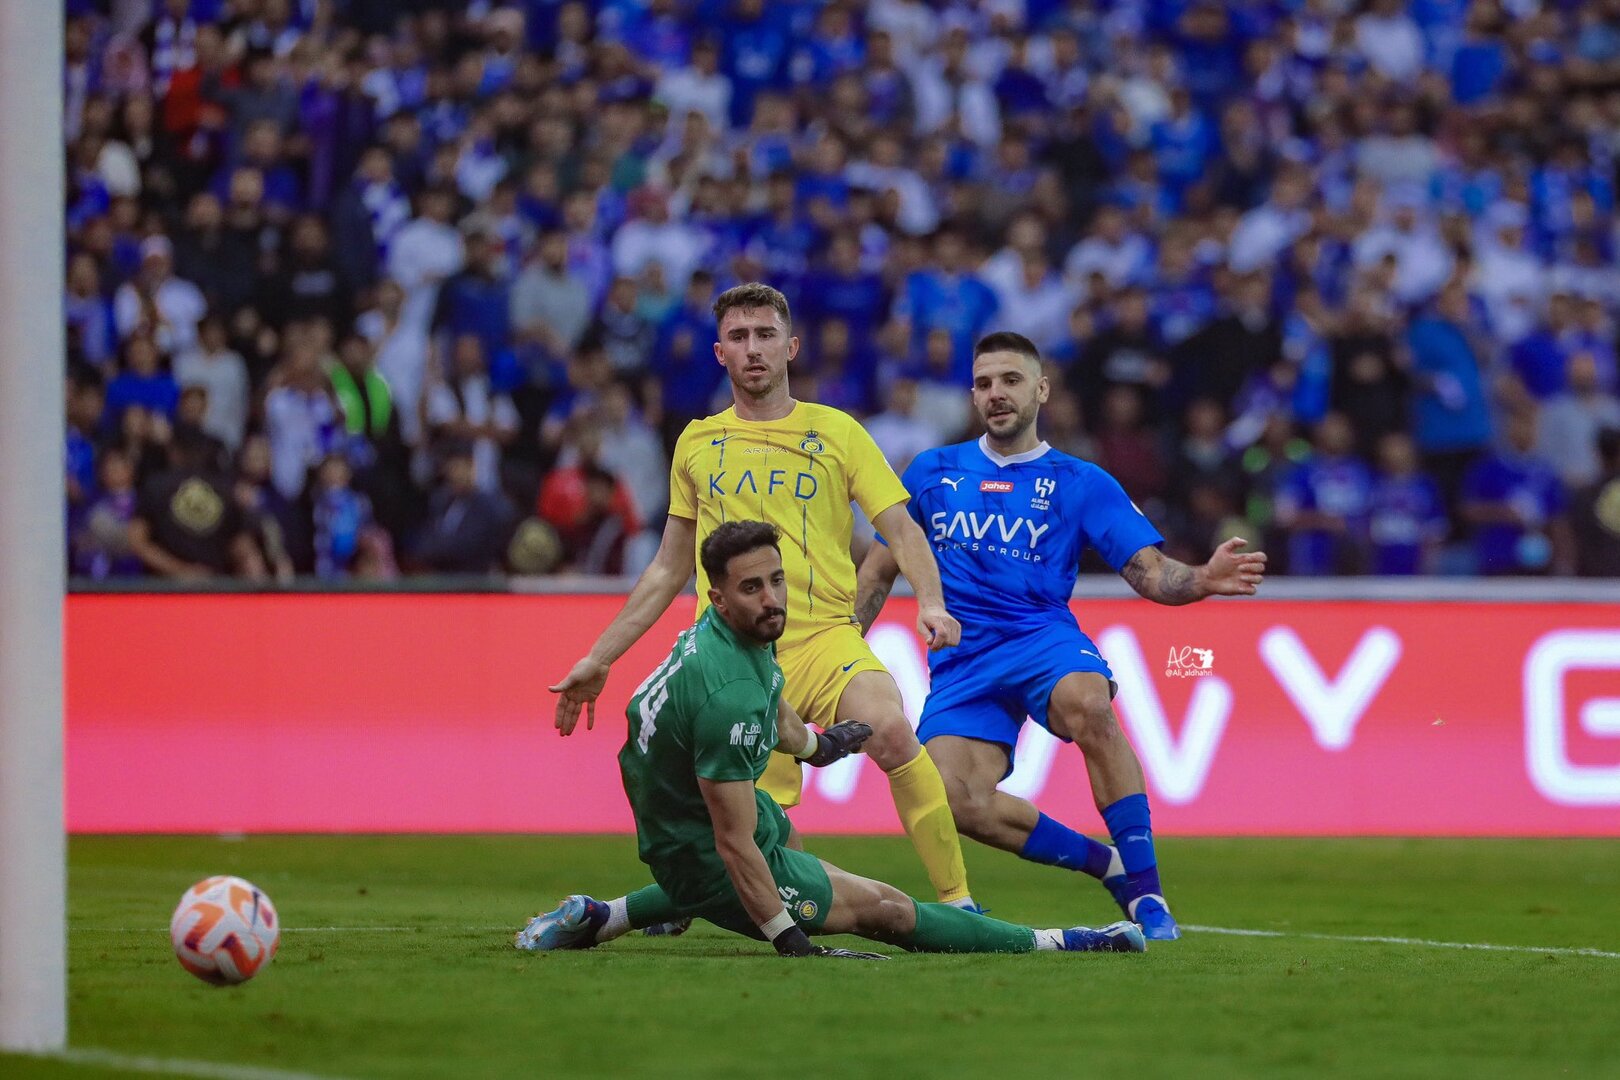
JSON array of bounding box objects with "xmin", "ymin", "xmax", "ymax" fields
[
  {"xmin": 514, "ymin": 894, "xmax": 608, "ymax": 951},
  {"xmin": 1060, "ymin": 920, "xmax": 1147, "ymax": 953}
]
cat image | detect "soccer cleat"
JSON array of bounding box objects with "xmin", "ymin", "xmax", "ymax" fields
[
  {"xmin": 1103, "ymin": 872, "xmax": 1181, "ymax": 940},
  {"xmin": 1060, "ymin": 920, "xmax": 1147, "ymax": 953},
  {"xmin": 642, "ymin": 918, "xmax": 692, "ymax": 937},
  {"xmin": 514, "ymin": 894, "xmax": 608, "ymax": 951},
  {"xmin": 1129, "ymin": 895, "xmax": 1181, "ymax": 941}
]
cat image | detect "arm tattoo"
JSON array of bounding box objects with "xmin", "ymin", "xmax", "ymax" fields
[
  {"xmin": 1121, "ymin": 549, "xmax": 1202, "ymax": 606},
  {"xmin": 1121, "ymin": 550, "xmax": 1150, "ymax": 594},
  {"xmin": 1155, "ymin": 558, "xmax": 1201, "ymax": 605},
  {"xmin": 854, "ymin": 584, "xmax": 891, "ymax": 638}
]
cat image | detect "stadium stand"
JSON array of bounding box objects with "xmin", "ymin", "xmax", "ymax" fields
[{"xmin": 61, "ymin": 0, "xmax": 1620, "ymax": 581}]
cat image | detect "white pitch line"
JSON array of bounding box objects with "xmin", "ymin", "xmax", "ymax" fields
[
  {"xmin": 74, "ymin": 923, "xmax": 1620, "ymax": 959},
  {"xmin": 40, "ymin": 1047, "xmax": 343, "ymax": 1080},
  {"xmin": 1183, "ymin": 924, "xmax": 1620, "ymax": 960}
]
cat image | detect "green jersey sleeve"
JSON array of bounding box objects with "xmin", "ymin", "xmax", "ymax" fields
[{"xmin": 692, "ymin": 679, "xmax": 777, "ymax": 784}]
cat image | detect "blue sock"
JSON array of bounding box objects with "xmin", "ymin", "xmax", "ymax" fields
[
  {"xmin": 1101, "ymin": 794, "xmax": 1164, "ymax": 903},
  {"xmin": 1019, "ymin": 813, "xmax": 1115, "ymax": 879}
]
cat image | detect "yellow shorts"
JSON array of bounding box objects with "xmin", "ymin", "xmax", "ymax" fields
[{"xmin": 758, "ymin": 621, "xmax": 889, "ymax": 808}]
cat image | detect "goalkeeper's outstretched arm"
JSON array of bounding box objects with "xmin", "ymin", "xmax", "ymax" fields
[{"xmin": 551, "ymin": 513, "xmax": 698, "ymax": 734}]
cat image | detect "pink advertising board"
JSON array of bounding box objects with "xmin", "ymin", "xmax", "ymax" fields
[{"xmin": 68, "ymin": 594, "xmax": 1620, "ymax": 835}]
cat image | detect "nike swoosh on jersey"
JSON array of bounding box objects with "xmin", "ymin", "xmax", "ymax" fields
[
  {"xmin": 840, "ymin": 661, "xmax": 859, "ymax": 672},
  {"xmin": 711, "ymin": 435, "xmax": 735, "ymax": 446}
]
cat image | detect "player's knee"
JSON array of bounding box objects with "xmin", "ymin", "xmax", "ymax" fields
[
  {"xmin": 855, "ymin": 889, "xmax": 915, "ymax": 936},
  {"xmin": 861, "ymin": 709, "xmax": 920, "ymax": 769},
  {"xmin": 1050, "ymin": 680, "xmax": 1118, "ymax": 747}
]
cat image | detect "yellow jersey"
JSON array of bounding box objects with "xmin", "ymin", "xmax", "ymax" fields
[{"xmin": 669, "ymin": 401, "xmax": 910, "ymax": 651}]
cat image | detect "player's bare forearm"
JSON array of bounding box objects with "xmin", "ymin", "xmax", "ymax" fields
[
  {"xmin": 585, "ymin": 515, "xmax": 696, "ymax": 665},
  {"xmin": 854, "ymin": 542, "xmax": 901, "ymax": 637},
  {"xmin": 774, "ymin": 696, "xmax": 815, "ymax": 757},
  {"xmin": 876, "ymin": 507, "xmax": 946, "ymax": 610},
  {"xmin": 871, "ymin": 503, "xmax": 961, "ymax": 649},
  {"xmin": 1121, "ymin": 539, "xmax": 1266, "ymax": 603},
  {"xmin": 1121, "ymin": 547, "xmax": 1207, "ymax": 605},
  {"xmin": 552, "ymin": 515, "xmax": 696, "ymax": 733},
  {"xmin": 700, "ymin": 777, "xmax": 782, "ymax": 927}
]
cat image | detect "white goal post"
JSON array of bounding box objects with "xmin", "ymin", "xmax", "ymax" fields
[{"xmin": 0, "ymin": 0, "xmax": 67, "ymax": 1052}]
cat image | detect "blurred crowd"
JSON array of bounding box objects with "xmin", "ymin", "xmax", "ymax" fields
[{"xmin": 62, "ymin": 0, "xmax": 1620, "ymax": 583}]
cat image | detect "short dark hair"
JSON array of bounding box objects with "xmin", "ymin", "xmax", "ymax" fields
[
  {"xmin": 712, "ymin": 282, "xmax": 792, "ymax": 330},
  {"xmin": 974, "ymin": 331, "xmax": 1042, "ymax": 367},
  {"xmin": 700, "ymin": 520, "xmax": 782, "ymax": 584}
]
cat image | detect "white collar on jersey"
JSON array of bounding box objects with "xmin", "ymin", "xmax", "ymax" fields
[{"xmin": 977, "ymin": 434, "xmax": 1052, "ymax": 467}]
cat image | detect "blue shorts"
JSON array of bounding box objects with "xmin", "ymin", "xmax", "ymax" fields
[{"xmin": 917, "ymin": 621, "xmax": 1115, "ymax": 772}]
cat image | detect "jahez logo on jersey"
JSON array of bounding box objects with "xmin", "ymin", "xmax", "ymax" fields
[{"xmin": 980, "ymin": 480, "xmax": 1014, "ymax": 493}]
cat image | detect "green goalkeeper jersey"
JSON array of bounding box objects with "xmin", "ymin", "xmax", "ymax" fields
[{"xmin": 618, "ymin": 607, "xmax": 788, "ymax": 904}]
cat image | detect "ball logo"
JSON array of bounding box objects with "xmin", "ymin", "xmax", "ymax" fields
[
  {"xmin": 797, "ymin": 899, "xmax": 819, "ymax": 922},
  {"xmin": 799, "ymin": 431, "xmax": 825, "ymax": 454}
]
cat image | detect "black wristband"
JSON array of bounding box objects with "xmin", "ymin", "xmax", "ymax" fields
[{"xmin": 770, "ymin": 924, "xmax": 816, "ymax": 957}]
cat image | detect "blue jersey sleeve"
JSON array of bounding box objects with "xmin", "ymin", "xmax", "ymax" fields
[{"xmin": 1080, "ymin": 464, "xmax": 1164, "ymax": 572}]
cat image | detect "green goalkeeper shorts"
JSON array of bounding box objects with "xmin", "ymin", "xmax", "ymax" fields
[{"xmin": 684, "ymin": 843, "xmax": 834, "ymax": 938}]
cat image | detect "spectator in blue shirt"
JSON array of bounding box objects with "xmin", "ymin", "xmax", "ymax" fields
[
  {"xmin": 1274, "ymin": 413, "xmax": 1375, "ymax": 575},
  {"xmin": 102, "ymin": 334, "xmax": 179, "ymax": 435},
  {"xmin": 799, "ymin": 230, "xmax": 886, "ymax": 353},
  {"xmin": 1508, "ymin": 293, "xmax": 1578, "ymax": 402},
  {"xmin": 721, "ymin": 0, "xmax": 790, "ymax": 127},
  {"xmin": 1367, "ymin": 432, "xmax": 1448, "ymax": 575},
  {"xmin": 1461, "ymin": 409, "xmax": 1572, "ymax": 576},
  {"xmin": 434, "ymin": 230, "xmax": 513, "ymax": 364},
  {"xmin": 650, "ymin": 270, "xmax": 722, "ymax": 444},
  {"xmin": 1406, "ymin": 281, "xmax": 1492, "ymax": 517},
  {"xmin": 892, "ymin": 228, "xmax": 999, "ymax": 381}
]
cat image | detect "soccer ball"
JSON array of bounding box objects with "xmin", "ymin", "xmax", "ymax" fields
[{"xmin": 169, "ymin": 876, "xmax": 280, "ymax": 985}]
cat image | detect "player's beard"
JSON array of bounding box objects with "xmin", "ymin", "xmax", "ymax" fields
[
  {"xmin": 730, "ymin": 359, "xmax": 786, "ymax": 401},
  {"xmin": 983, "ymin": 398, "xmax": 1038, "ymax": 444},
  {"xmin": 747, "ymin": 607, "xmax": 787, "ymax": 643}
]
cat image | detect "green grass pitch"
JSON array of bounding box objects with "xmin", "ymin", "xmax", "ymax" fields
[{"xmin": 5, "ymin": 835, "xmax": 1617, "ymax": 1079}]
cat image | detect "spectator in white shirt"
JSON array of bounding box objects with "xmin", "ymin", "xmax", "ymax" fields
[
  {"xmin": 426, "ymin": 334, "xmax": 518, "ymax": 494},
  {"xmin": 1229, "ymin": 165, "xmax": 1313, "ymax": 274},
  {"xmin": 357, "ymin": 279, "xmax": 432, "ymax": 448},
  {"xmin": 1355, "ymin": 0, "xmax": 1426, "ymax": 83},
  {"xmin": 264, "ymin": 338, "xmax": 340, "ymax": 500},
  {"xmin": 113, "ymin": 235, "xmax": 207, "ymax": 355},
  {"xmin": 511, "ymin": 228, "xmax": 592, "ymax": 359},
  {"xmin": 988, "ymin": 252, "xmax": 1079, "ymax": 356},
  {"xmin": 1535, "ymin": 354, "xmax": 1620, "ymax": 488},
  {"xmin": 1351, "ymin": 196, "xmax": 1454, "ymax": 305},
  {"xmin": 610, "ymin": 186, "xmax": 710, "ymax": 293},
  {"xmin": 172, "ymin": 314, "xmax": 248, "ymax": 451},
  {"xmin": 1471, "ymin": 207, "xmax": 1544, "ymax": 345},
  {"xmin": 865, "ymin": 377, "xmax": 941, "ymax": 474},
  {"xmin": 654, "ymin": 36, "xmax": 731, "ymax": 130},
  {"xmin": 386, "ymin": 186, "xmax": 465, "ymax": 337},
  {"xmin": 1064, "ymin": 204, "xmax": 1152, "ymax": 290}
]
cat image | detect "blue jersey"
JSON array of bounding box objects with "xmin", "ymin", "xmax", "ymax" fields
[{"xmin": 885, "ymin": 437, "xmax": 1163, "ymax": 654}]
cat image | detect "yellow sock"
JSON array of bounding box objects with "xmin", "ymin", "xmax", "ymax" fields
[{"xmin": 886, "ymin": 747, "xmax": 972, "ymax": 903}]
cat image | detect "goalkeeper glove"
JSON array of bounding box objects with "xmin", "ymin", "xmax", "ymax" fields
[
  {"xmin": 768, "ymin": 924, "xmax": 887, "ymax": 960},
  {"xmin": 797, "ymin": 721, "xmax": 873, "ymax": 768}
]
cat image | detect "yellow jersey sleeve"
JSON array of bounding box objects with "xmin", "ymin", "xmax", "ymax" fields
[
  {"xmin": 845, "ymin": 416, "xmax": 912, "ymax": 520},
  {"xmin": 667, "ymin": 422, "xmax": 699, "ymax": 520}
]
